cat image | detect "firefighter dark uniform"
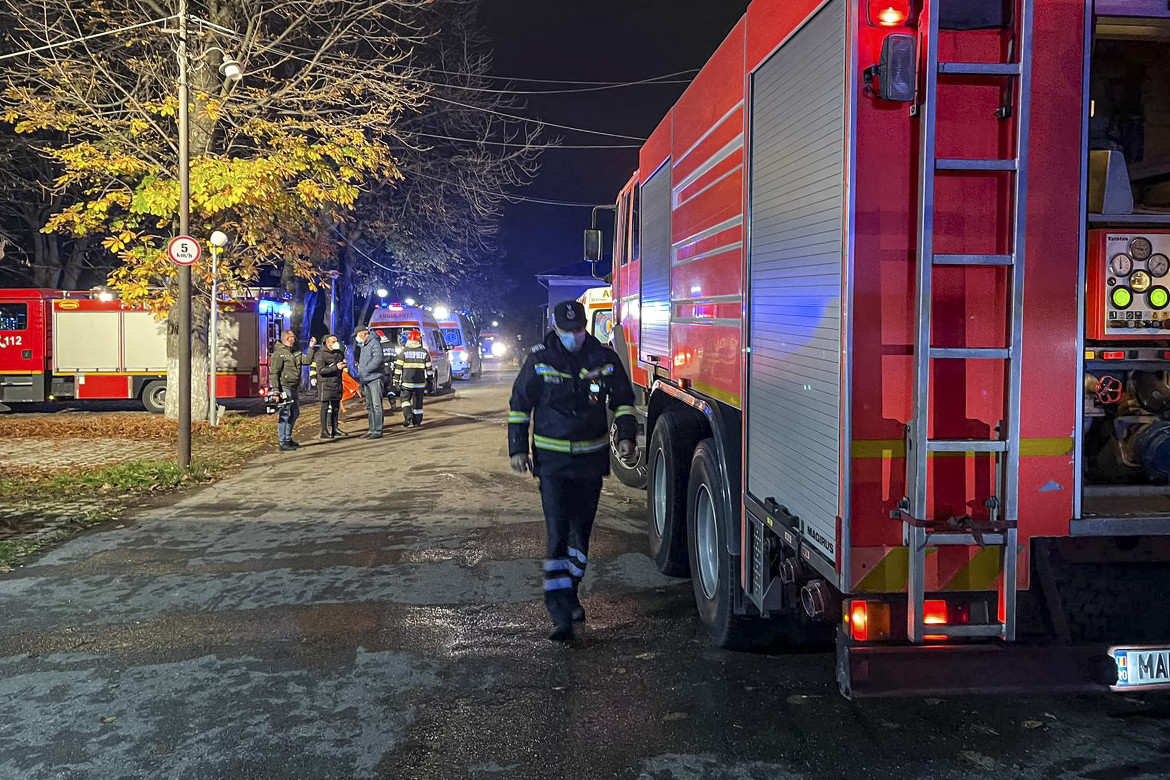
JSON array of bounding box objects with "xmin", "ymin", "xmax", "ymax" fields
[
  {"xmin": 393, "ymin": 331, "xmax": 431, "ymax": 428},
  {"xmin": 508, "ymin": 300, "xmax": 636, "ymax": 640}
]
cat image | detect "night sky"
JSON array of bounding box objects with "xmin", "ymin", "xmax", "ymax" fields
[{"xmin": 479, "ymin": 0, "xmax": 752, "ymax": 309}]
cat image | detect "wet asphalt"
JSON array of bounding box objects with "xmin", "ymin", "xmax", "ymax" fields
[{"xmin": 1, "ymin": 364, "xmax": 1168, "ymax": 780}]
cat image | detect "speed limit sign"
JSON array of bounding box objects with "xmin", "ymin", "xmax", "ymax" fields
[{"xmin": 167, "ymin": 235, "xmax": 202, "ymax": 266}]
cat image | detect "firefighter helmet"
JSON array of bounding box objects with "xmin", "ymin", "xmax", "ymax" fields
[{"xmin": 407, "ymin": 329, "xmax": 422, "ymax": 342}]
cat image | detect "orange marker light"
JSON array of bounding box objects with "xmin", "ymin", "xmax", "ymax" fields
[{"xmin": 869, "ymin": 0, "xmax": 910, "ymax": 26}]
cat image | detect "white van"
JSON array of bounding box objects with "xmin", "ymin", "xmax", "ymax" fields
[{"xmin": 438, "ymin": 311, "xmax": 481, "ymax": 380}]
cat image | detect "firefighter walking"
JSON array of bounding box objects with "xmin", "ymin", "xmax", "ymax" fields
[
  {"xmin": 509, "ymin": 300, "xmax": 636, "ymax": 641},
  {"xmin": 393, "ymin": 329, "xmax": 431, "ymax": 428}
]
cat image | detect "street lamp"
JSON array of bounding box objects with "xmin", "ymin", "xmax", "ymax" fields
[
  {"xmin": 377, "ymin": 287, "xmax": 388, "ymax": 301},
  {"xmin": 433, "ymin": 305, "xmax": 449, "ymax": 320},
  {"xmin": 404, "ymin": 297, "xmax": 416, "ymax": 307},
  {"xmin": 176, "ymin": 0, "xmax": 243, "ymax": 467},
  {"xmin": 207, "ymin": 230, "xmax": 228, "ymax": 426},
  {"xmin": 492, "ymin": 320, "xmax": 499, "ymax": 327}
]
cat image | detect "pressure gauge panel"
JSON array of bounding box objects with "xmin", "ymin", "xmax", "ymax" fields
[{"xmin": 1089, "ymin": 231, "xmax": 1170, "ymax": 339}]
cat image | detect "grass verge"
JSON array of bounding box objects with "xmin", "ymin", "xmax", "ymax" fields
[{"xmin": 0, "ymin": 411, "xmax": 289, "ymax": 571}]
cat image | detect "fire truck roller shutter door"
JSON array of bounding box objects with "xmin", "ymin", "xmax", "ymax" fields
[
  {"xmin": 640, "ymin": 164, "xmax": 672, "ymax": 363},
  {"xmin": 744, "ymin": 0, "xmax": 846, "ymax": 567}
]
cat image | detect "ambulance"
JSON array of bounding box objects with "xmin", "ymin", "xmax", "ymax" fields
[{"xmin": 367, "ymin": 303, "xmax": 453, "ymax": 393}]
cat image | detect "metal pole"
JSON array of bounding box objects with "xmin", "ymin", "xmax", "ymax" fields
[
  {"xmin": 208, "ymin": 244, "xmax": 218, "ymax": 426},
  {"xmin": 330, "ymin": 273, "xmax": 337, "ymax": 333},
  {"xmin": 176, "ymin": 0, "xmax": 192, "ymax": 467}
]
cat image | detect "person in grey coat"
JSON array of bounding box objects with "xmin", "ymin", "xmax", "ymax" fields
[{"xmin": 354, "ymin": 325, "xmax": 386, "ymax": 439}]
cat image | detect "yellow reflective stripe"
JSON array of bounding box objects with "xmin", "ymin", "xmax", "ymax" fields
[
  {"xmin": 401, "ymin": 362, "xmax": 427, "ymax": 369},
  {"xmin": 508, "ymin": 411, "xmax": 531, "ymax": 423},
  {"xmin": 613, "ymin": 405, "xmax": 635, "ymax": 418},
  {"xmin": 533, "ymin": 435, "xmax": 609, "ymax": 454},
  {"xmin": 535, "ymin": 364, "xmax": 573, "ymax": 379},
  {"xmin": 534, "ymin": 435, "xmax": 572, "ymax": 453}
]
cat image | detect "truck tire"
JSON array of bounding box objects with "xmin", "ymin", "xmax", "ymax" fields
[
  {"xmin": 647, "ymin": 410, "xmax": 700, "ymax": 577},
  {"xmin": 687, "ymin": 439, "xmax": 773, "ymax": 650},
  {"xmin": 609, "ymin": 415, "xmax": 647, "ymax": 489},
  {"xmin": 141, "ymin": 381, "xmax": 167, "ymax": 414}
]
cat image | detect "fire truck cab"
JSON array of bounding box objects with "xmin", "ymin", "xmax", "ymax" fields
[
  {"xmin": 0, "ymin": 288, "xmax": 289, "ymax": 413},
  {"xmin": 591, "ymin": 0, "xmax": 1170, "ymax": 697}
]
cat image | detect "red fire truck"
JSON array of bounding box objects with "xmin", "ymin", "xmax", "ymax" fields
[
  {"xmin": 0, "ymin": 288, "xmax": 291, "ymax": 413},
  {"xmin": 589, "ymin": 0, "xmax": 1170, "ymax": 696}
]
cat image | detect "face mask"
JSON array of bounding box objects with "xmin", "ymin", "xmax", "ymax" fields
[
  {"xmin": 356, "ymin": 335, "xmax": 366, "ymax": 345},
  {"xmin": 558, "ymin": 330, "xmax": 586, "ymax": 352},
  {"xmin": 327, "ymin": 342, "xmax": 339, "ymax": 352}
]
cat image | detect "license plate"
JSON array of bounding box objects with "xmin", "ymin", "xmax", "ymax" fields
[{"xmin": 1110, "ymin": 646, "xmax": 1170, "ymax": 691}]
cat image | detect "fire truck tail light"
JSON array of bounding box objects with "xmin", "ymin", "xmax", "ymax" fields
[
  {"xmin": 923, "ymin": 599, "xmax": 948, "ymax": 625},
  {"xmin": 1103, "ymin": 351, "xmax": 1125, "ymax": 360},
  {"xmin": 844, "ymin": 600, "xmax": 891, "ymax": 642}
]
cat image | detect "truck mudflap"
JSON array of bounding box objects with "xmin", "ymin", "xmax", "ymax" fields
[{"xmin": 837, "ymin": 634, "xmax": 1119, "ymax": 698}]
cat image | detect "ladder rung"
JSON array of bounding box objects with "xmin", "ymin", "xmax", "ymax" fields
[
  {"xmin": 926, "ymin": 439, "xmax": 1008, "ymax": 453},
  {"xmin": 936, "ymin": 158, "xmax": 1018, "ymax": 172},
  {"xmin": 926, "ymin": 624, "xmax": 1006, "ymax": 639},
  {"xmin": 924, "ymin": 532, "xmax": 1008, "ymax": 547},
  {"xmin": 933, "ymin": 253, "xmax": 1014, "ymax": 267},
  {"xmin": 929, "ymin": 347, "xmax": 1011, "ymax": 360},
  {"xmin": 939, "ymin": 62, "xmax": 1022, "ymax": 77}
]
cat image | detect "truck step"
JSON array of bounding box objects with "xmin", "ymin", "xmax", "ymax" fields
[
  {"xmin": 924, "ymin": 532, "xmax": 1009, "ymax": 547},
  {"xmin": 932, "ymin": 253, "xmax": 1015, "ymax": 267},
  {"xmin": 926, "ymin": 439, "xmax": 1008, "ymax": 453},
  {"xmin": 928, "ymin": 624, "xmax": 1007, "ymax": 639},
  {"xmin": 939, "ymin": 62, "xmax": 1021, "ymax": 77},
  {"xmin": 936, "ymin": 158, "xmax": 1018, "ymax": 172},
  {"xmin": 929, "ymin": 347, "xmax": 1011, "ymax": 360}
]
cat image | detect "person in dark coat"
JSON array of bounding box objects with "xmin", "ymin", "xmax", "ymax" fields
[
  {"xmin": 315, "ymin": 334, "xmax": 347, "ymax": 439},
  {"xmin": 509, "ymin": 299, "xmax": 637, "ymax": 641},
  {"xmin": 354, "ymin": 325, "xmax": 387, "ymax": 439}
]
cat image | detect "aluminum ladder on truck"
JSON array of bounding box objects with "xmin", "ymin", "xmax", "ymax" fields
[{"xmin": 900, "ymin": 0, "xmax": 1035, "ymax": 644}]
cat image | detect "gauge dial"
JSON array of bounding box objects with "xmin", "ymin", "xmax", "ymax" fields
[
  {"xmin": 1111, "ymin": 253, "xmax": 1134, "ymax": 276},
  {"xmin": 1148, "ymin": 253, "xmax": 1170, "ymax": 278},
  {"xmin": 1149, "ymin": 286, "xmax": 1170, "ymax": 310},
  {"xmin": 1131, "ymin": 270, "xmax": 1152, "ymax": 293},
  {"xmin": 1112, "ymin": 286, "xmax": 1133, "ymax": 309},
  {"xmin": 1129, "ymin": 237, "xmax": 1153, "ymax": 261}
]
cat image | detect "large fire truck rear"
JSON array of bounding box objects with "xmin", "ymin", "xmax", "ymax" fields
[
  {"xmin": 0, "ymin": 288, "xmax": 289, "ymax": 413},
  {"xmin": 592, "ymin": 0, "xmax": 1170, "ymax": 696}
]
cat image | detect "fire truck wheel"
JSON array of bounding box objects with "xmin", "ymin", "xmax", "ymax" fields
[
  {"xmin": 647, "ymin": 410, "xmax": 700, "ymax": 577},
  {"xmin": 141, "ymin": 381, "xmax": 167, "ymax": 414},
  {"xmin": 687, "ymin": 439, "xmax": 773, "ymax": 650}
]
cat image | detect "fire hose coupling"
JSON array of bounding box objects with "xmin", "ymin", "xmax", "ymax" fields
[
  {"xmin": 1095, "ymin": 375, "xmax": 1124, "ymax": 405},
  {"xmin": 800, "ymin": 579, "xmax": 839, "ymax": 622}
]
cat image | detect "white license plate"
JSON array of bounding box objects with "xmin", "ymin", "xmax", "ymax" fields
[{"xmin": 1110, "ymin": 646, "xmax": 1170, "ymax": 691}]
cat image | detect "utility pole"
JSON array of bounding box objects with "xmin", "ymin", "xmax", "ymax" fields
[{"xmin": 176, "ymin": 0, "xmax": 192, "ymax": 467}]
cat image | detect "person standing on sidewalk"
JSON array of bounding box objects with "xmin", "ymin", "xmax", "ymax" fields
[
  {"xmin": 270, "ymin": 330, "xmax": 317, "ymax": 452},
  {"xmin": 508, "ymin": 300, "xmax": 637, "ymax": 641},
  {"xmin": 354, "ymin": 325, "xmax": 386, "ymax": 439},
  {"xmin": 315, "ymin": 334, "xmax": 347, "ymax": 439},
  {"xmin": 393, "ymin": 329, "xmax": 432, "ymax": 428}
]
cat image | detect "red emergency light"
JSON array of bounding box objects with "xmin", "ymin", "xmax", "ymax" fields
[{"xmin": 868, "ymin": 0, "xmax": 911, "ymax": 27}]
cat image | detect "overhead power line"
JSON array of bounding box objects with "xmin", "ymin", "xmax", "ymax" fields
[
  {"xmin": 426, "ymin": 94, "xmax": 646, "ymax": 141},
  {"xmin": 405, "ymin": 169, "xmax": 601, "ymax": 208},
  {"xmin": 401, "ymin": 131, "xmax": 639, "ymax": 150}
]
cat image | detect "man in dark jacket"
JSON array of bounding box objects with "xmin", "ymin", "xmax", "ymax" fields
[
  {"xmin": 509, "ymin": 299, "xmax": 637, "ymax": 641},
  {"xmin": 270, "ymin": 330, "xmax": 317, "ymax": 451},
  {"xmin": 393, "ymin": 329, "xmax": 432, "ymax": 428},
  {"xmin": 315, "ymin": 334, "xmax": 347, "ymax": 439},
  {"xmin": 354, "ymin": 325, "xmax": 386, "ymax": 439}
]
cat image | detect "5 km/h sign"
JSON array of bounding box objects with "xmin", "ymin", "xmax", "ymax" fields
[{"xmin": 167, "ymin": 235, "xmax": 202, "ymax": 266}]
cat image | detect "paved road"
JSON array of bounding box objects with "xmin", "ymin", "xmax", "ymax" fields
[{"xmin": 1, "ymin": 366, "xmax": 1167, "ymax": 779}]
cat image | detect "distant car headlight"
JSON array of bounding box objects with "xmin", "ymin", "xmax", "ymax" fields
[{"xmin": 491, "ymin": 342, "xmax": 507, "ymax": 357}]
